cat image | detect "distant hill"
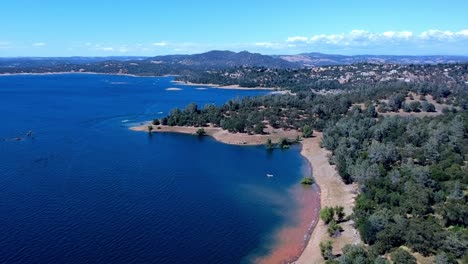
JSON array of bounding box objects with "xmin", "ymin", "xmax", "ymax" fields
[
  {"xmin": 1, "ymin": 51, "xmax": 468, "ymax": 76},
  {"xmin": 149, "ymin": 50, "xmax": 298, "ymax": 69},
  {"xmin": 279, "ymin": 53, "xmax": 468, "ymax": 66}
]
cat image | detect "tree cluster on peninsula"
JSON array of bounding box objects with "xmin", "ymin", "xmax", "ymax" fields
[{"xmin": 159, "ymin": 66, "xmax": 468, "ymax": 263}]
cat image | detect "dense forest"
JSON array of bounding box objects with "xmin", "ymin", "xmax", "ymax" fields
[
  {"xmin": 158, "ymin": 75, "xmax": 468, "ymax": 263},
  {"xmin": 174, "ymin": 63, "xmax": 468, "ymax": 91},
  {"xmin": 322, "ymin": 113, "xmax": 467, "ymax": 263},
  {"xmin": 160, "ymin": 81, "xmax": 467, "ymax": 134}
]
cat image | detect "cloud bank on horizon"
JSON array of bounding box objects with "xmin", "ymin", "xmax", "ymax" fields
[
  {"xmin": 273, "ymin": 29, "xmax": 468, "ymax": 55},
  {"xmin": 287, "ymin": 29, "xmax": 468, "ymax": 45}
]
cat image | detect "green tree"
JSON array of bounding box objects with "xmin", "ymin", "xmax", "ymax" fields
[
  {"xmin": 152, "ymin": 119, "xmax": 161, "ymax": 125},
  {"xmin": 300, "ymin": 177, "xmax": 314, "ymax": 185},
  {"xmin": 327, "ymin": 220, "xmax": 343, "ymax": 236},
  {"xmin": 367, "ymin": 104, "xmax": 378, "ymax": 118},
  {"xmin": 302, "ymin": 125, "xmax": 313, "ymax": 138},
  {"xmin": 390, "ymin": 248, "xmax": 416, "ymax": 264},
  {"xmin": 279, "ymin": 138, "xmax": 290, "ymax": 149},
  {"xmin": 319, "ymin": 240, "xmax": 334, "ymax": 260},
  {"xmin": 265, "ymin": 138, "xmax": 273, "ymax": 150},
  {"xmin": 196, "ymin": 128, "xmax": 206, "ymax": 136},
  {"xmin": 320, "ymin": 207, "xmax": 335, "ymax": 224},
  {"xmin": 147, "ymin": 126, "xmax": 153, "ymax": 133},
  {"xmin": 434, "ymin": 252, "xmax": 456, "ymax": 264},
  {"xmin": 334, "ymin": 206, "xmax": 345, "ymax": 222},
  {"xmin": 339, "ymin": 244, "xmax": 373, "ymax": 263},
  {"xmin": 409, "ymin": 101, "xmax": 422, "ymax": 112},
  {"xmin": 253, "ymin": 122, "xmax": 265, "ymax": 135},
  {"xmin": 185, "ymin": 103, "xmax": 199, "ymax": 114},
  {"xmin": 421, "ymin": 101, "xmax": 436, "ymax": 112}
]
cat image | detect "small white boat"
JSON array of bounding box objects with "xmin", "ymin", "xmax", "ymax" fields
[
  {"xmin": 266, "ymin": 174, "xmax": 274, "ymax": 177},
  {"xmin": 121, "ymin": 119, "xmax": 130, "ymax": 123}
]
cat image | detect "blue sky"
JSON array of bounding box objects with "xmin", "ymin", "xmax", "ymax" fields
[{"xmin": 1, "ymin": 0, "xmax": 467, "ymax": 56}]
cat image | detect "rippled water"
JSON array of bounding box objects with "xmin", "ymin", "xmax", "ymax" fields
[{"xmin": 0, "ymin": 74, "xmax": 311, "ymax": 264}]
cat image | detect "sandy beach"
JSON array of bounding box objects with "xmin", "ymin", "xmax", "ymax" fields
[
  {"xmin": 131, "ymin": 124, "xmax": 300, "ymax": 145},
  {"xmin": 294, "ymin": 134, "xmax": 361, "ymax": 264},
  {"xmin": 131, "ymin": 124, "xmax": 360, "ymax": 264}
]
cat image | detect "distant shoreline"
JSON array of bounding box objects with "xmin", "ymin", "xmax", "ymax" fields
[
  {"xmin": 131, "ymin": 124, "xmax": 359, "ymax": 263},
  {"xmin": 0, "ymin": 71, "xmax": 175, "ymax": 78},
  {"xmin": 0, "ymin": 72, "xmax": 281, "ymax": 91}
]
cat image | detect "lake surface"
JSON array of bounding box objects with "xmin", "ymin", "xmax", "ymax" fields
[{"xmin": 0, "ymin": 74, "xmax": 311, "ymax": 264}]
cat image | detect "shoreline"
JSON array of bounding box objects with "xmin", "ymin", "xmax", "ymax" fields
[
  {"xmin": 0, "ymin": 72, "xmax": 283, "ymax": 91},
  {"xmin": 0, "ymin": 71, "xmax": 175, "ymax": 78},
  {"xmin": 171, "ymin": 80, "xmax": 277, "ymax": 91},
  {"xmin": 130, "ymin": 124, "xmax": 300, "ymax": 146},
  {"xmin": 131, "ymin": 124, "xmax": 360, "ymax": 263},
  {"xmin": 294, "ymin": 136, "xmax": 361, "ymax": 264}
]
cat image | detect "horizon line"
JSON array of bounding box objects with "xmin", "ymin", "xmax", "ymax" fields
[{"xmin": 1, "ymin": 50, "xmax": 468, "ymax": 59}]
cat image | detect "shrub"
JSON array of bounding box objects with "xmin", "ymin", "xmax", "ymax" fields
[
  {"xmin": 320, "ymin": 207, "xmax": 335, "ymax": 224},
  {"xmin": 421, "ymin": 101, "xmax": 436, "ymax": 112},
  {"xmin": 265, "ymin": 138, "xmax": 273, "ymax": 150},
  {"xmin": 279, "ymin": 138, "xmax": 290, "ymax": 149},
  {"xmin": 334, "ymin": 206, "xmax": 345, "ymax": 222},
  {"xmin": 253, "ymin": 122, "xmax": 265, "ymax": 134},
  {"xmin": 327, "ymin": 220, "xmax": 343, "ymax": 236},
  {"xmin": 390, "ymin": 248, "xmax": 416, "ymax": 264},
  {"xmin": 196, "ymin": 128, "xmax": 206, "ymax": 136},
  {"xmin": 319, "ymin": 240, "xmax": 334, "ymax": 260},
  {"xmin": 302, "ymin": 125, "xmax": 313, "ymax": 138},
  {"xmin": 301, "ymin": 177, "xmax": 314, "ymax": 185}
]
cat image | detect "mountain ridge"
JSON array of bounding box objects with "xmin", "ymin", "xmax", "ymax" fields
[
  {"xmin": 1, "ymin": 51, "xmax": 468, "ymax": 72},
  {"xmin": 280, "ymin": 52, "xmax": 468, "ymax": 66}
]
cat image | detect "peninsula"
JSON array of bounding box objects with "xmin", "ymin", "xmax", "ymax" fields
[{"xmin": 130, "ymin": 59, "xmax": 467, "ymax": 263}]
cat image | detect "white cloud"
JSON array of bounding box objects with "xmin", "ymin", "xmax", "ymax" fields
[
  {"xmin": 383, "ymin": 31, "xmax": 413, "ymax": 39},
  {"xmin": 287, "ymin": 29, "xmax": 468, "ymax": 46},
  {"xmin": 419, "ymin": 29, "xmax": 468, "ymax": 40},
  {"xmin": 98, "ymin": 47, "xmax": 114, "ymax": 51},
  {"xmin": 420, "ymin": 30, "xmax": 454, "ymax": 40},
  {"xmin": 153, "ymin": 41, "xmax": 168, "ymax": 47},
  {"xmin": 254, "ymin": 42, "xmax": 279, "ymax": 48},
  {"xmin": 457, "ymin": 30, "xmax": 468, "ymax": 36},
  {"xmin": 32, "ymin": 42, "xmax": 46, "ymax": 47},
  {"xmin": 287, "ymin": 36, "xmax": 308, "ymax": 43},
  {"xmin": 0, "ymin": 41, "xmax": 10, "ymax": 49}
]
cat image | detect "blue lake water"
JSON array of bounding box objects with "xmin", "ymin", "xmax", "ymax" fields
[{"xmin": 0, "ymin": 74, "xmax": 309, "ymax": 264}]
